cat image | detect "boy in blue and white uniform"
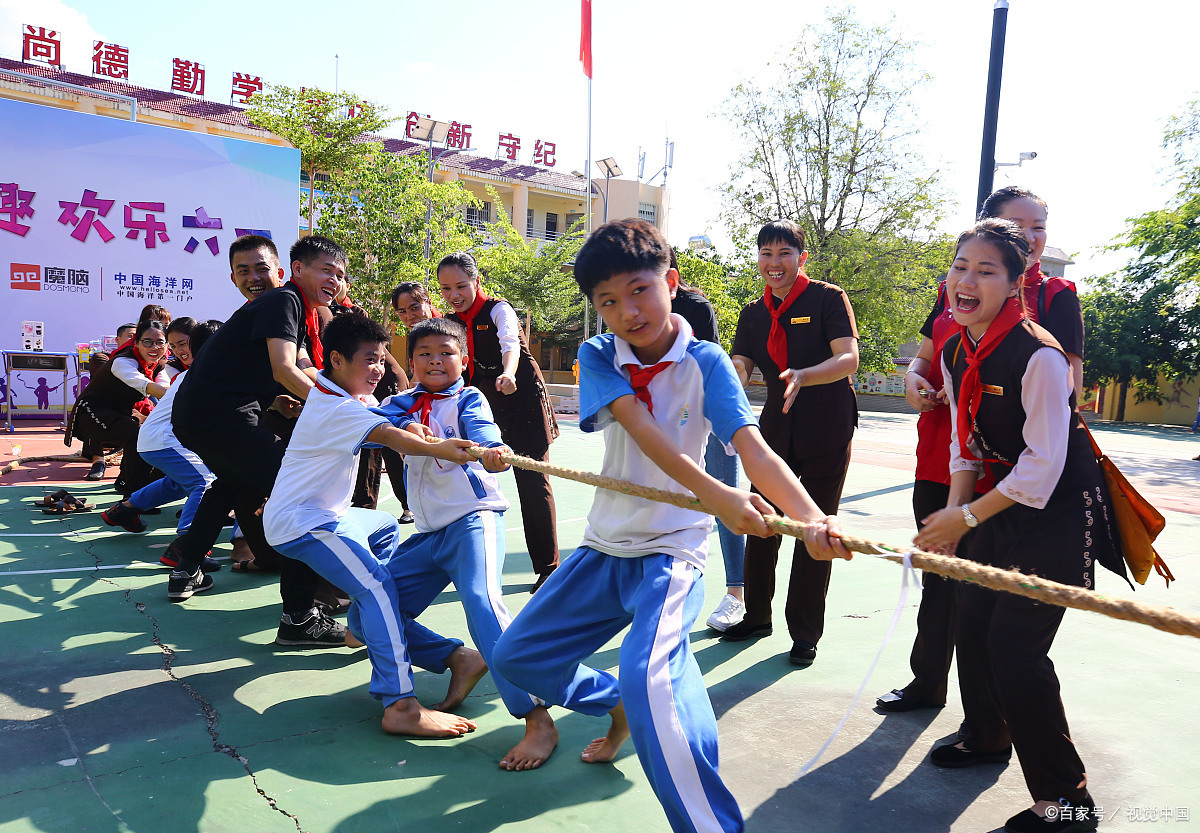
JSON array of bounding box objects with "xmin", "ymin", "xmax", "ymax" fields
[
  {"xmin": 262, "ymin": 312, "xmax": 485, "ymax": 739},
  {"xmin": 373, "ymin": 317, "xmax": 560, "ymax": 771},
  {"xmin": 492, "ymin": 219, "xmax": 849, "ymax": 833}
]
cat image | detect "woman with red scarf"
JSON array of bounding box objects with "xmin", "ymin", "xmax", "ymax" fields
[
  {"xmin": 915, "ymin": 219, "xmax": 1121, "ymax": 833},
  {"xmin": 878, "ymin": 186, "xmax": 1085, "ymax": 714},
  {"xmin": 437, "ymin": 252, "xmax": 561, "ymax": 592},
  {"xmin": 724, "ymin": 219, "xmax": 859, "ymax": 667},
  {"xmin": 71, "ymin": 319, "xmax": 171, "ymax": 483}
]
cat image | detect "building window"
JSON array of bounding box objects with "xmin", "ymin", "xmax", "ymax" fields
[
  {"xmin": 526, "ymin": 208, "xmax": 534, "ymax": 237},
  {"xmin": 566, "ymin": 212, "xmax": 584, "ymax": 236},
  {"xmin": 638, "ymin": 202, "xmax": 657, "ymax": 224},
  {"xmin": 299, "ymin": 171, "xmax": 331, "ymax": 184},
  {"xmin": 540, "ymin": 340, "xmax": 552, "ymax": 369},
  {"xmin": 545, "ymin": 212, "xmax": 558, "ymax": 240},
  {"xmin": 464, "ymin": 202, "xmax": 491, "ymax": 228}
]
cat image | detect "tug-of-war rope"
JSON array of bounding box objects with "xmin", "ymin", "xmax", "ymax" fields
[
  {"xmin": 464, "ymin": 447, "xmax": 1200, "ymax": 641},
  {"xmin": 6, "ymin": 446, "xmax": 1195, "ymax": 639}
]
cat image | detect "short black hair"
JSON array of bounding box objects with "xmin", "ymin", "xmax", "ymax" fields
[
  {"xmin": 322, "ymin": 312, "xmax": 391, "ymax": 364},
  {"xmin": 134, "ymin": 319, "xmax": 168, "ymax": 342},
  {"xmin": 138, "ymin": 304, "xmax": 171, "ymax": 326},
  {"xmin": 189, "ymin": 319, "xmax": 223, "ymax": 359},
  {"xmin": 391, "ymin": 280, "xmax": 433, "ymax": 309},
  {"xmin": 573, "ymin": 218, "xmax": 671, "ymax": 298},
  {"xmin": 228, "ymin": 234, "xmax": 279, "ymax": 269},
  {"xmin": 166, "ymin": 316, "xmax": 197, "ymax": 337},
  {"xmin": 954, "ymin": 218, "xmax": 1032, "ymax": 284},
  {"xmin": 290, "ymin": 235, "xmax": 348, "ymax": 269},
  {"xmin": 407, "ymin": 317, "xmax": 467, "ymax": 360},
  {"xmin": 116, "ymin": 323, "xmax": 137, "ymax": 337},
  {"xmin": 979, "ymin": 185, "xmax": 1048, "ymax": 221},
  {"xmin": 756, "ymin": 219, "xmax": 806, "ymax": 251}
]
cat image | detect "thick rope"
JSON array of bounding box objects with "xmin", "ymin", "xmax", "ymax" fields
[
  {"xmin": 1, "ymin": 450, "xmax": 121, "ymax": 478},
  {"xmin": 468, "ymin": 447, "xmax": 1200, "ymax": 640}
]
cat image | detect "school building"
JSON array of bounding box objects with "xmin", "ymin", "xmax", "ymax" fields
[{"xmin": 0, "ymin": 54, "xmax": 669, "ymax": 382}]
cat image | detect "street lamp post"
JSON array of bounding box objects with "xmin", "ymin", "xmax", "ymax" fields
[
  {"xmin": 409, "ymin": 116, "xmax": 454, "ymax": 262},
  {"xmin": 595, "ymin": 157, "xmax": 622, "ymax": 224},
  {"xmin": 976, "ymin": 0, "xmax": 1010, "ymax": 214}
]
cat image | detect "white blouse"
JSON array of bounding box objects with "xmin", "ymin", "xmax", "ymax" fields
[
  {"xmin": 945, "ymin": 346, "xmax": 1073, "ymax": 509},
  {"xmin": 490, "ymin": 300, "xmax": 522, "ymax": 360},
  {"xmin": 110, "ymin": 355, "xmax": 172, "ymax": 397}
]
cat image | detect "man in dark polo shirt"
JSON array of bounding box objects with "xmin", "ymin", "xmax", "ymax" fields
[
  {"xmin": 168, "ymin": 235, "xmax": 348, "ymax": 647},
  {"xmin": 724, "ymin": 219, "xmax": 859, "ymax": 668}
]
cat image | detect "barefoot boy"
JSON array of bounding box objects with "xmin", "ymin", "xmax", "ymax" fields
[
  {"xmin": 262, "ymin": 312, "xmax": 483, "ymax": 737},
  {"xmin": 372, "ymin": 317, "xmax": 560, "ymax": 771},
  {"xmin": 491, "ymin": 219, "xmax": 849, "ymax": 833}
]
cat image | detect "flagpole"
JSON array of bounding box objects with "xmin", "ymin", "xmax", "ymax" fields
[{"xmin": 585, "ymin": 74, "xmax": 594, "ymax": 338}]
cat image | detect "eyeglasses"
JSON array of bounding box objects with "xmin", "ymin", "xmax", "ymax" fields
[{"xmin": 139, "ymin": 339, "xmax": 167, "ymax": 349}]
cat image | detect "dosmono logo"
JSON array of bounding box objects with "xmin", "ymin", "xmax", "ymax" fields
[{"xmin": 11, "ymin": 263, "xmax": 40, "ymax": 291}]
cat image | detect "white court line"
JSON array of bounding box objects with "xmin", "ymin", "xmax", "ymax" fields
[
  {"xmin": 506, "ymin": 516, "xmax": 588, "ymax": 534},
  {"xmin": 1, "ymin": 531, "xmax": 118, "ymax": 538}
]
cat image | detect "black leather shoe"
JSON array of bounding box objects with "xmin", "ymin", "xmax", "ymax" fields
[
  {"xmin": 875, "ymin": 688, "xmax": 944, "ymax": 713},
  {"xmin": 930, "ymin": 742, "xmax": 1012, "ymax": 768},
  {"xmin": 1005, "ymin": 794, "xmax": 1097, "ymax": 832},
  {"xmin": 720, "ymin": 621, "xmax": 772, "ymax": 642},
  {"xmin": 788, "ymin": 641, "xmax": 817, "ymax": 666}
]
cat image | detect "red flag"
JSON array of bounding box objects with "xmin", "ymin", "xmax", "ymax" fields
[{"xmin": 580, "ymin": 0, "xmax": 593, "ymax": 78}]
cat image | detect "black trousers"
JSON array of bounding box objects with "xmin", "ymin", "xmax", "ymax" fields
[
  {"xmin": 955, "ymin": 501, "xmax": 1091, "ymax": 803},
  {"xmin": 173, "ymin": 419, "xmax": 318, "ymax": 616},
  {"xmin": 351, "ymin": 446, "xmax": 409, "ymax": 511},
  {"xmin": 503, "ymin": 437, "xmax": 559, "ymax": 577},
  {"xmin": 901, "ymin": 479, "xmax": 960, "ymax": 705},
  {"xmin": 742, "ymin": 443, "xmax": 851, "ymax": 646}
]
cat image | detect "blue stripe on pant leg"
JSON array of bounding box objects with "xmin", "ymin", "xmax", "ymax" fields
[
  {"xmin": 275, "ymin": 517, "xmax": 414, "ymax": 706},
  {"xmin": 491, "ymin": 546, "xmax": 623, "ymax": 718},
  {"xmin": 621, "ymin": 555, "xmax": 744, "ymax": 833},
  {"xmin": 138, "ymin": 446, "xmax": 213, "ymax": 533},
  {"xmin": 437, "ymin": 511, "xmax": 538, "ymax": 717}
]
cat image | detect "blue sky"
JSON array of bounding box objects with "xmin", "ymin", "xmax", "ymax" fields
[{"xmin": 3, "ymin": 0, "xmax": 1196, "ymax": 285}]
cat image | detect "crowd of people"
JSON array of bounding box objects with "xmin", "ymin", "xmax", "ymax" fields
[{"xmin": 59, "ymin": 187, "xmax": 1118, "ymax": 833}]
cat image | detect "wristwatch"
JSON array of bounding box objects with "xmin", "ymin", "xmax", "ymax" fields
[{"xmin": 961, "ymin": 504, "xmax": 980, "ymax": 528}]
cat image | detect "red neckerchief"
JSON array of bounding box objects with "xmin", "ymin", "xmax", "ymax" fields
[
  {"xmin": 313, "ymin": 376, "xmax": 372, "ymax": 404},
  {"xmin": 456, "ymin": 289, "xmax": 489, "ymax": 380},
  {"xmin": 764, "ymin": 267, "xmax": 811, "ymax": 371},
  {"xmin": 405, "ymin": 389, "xmax": 454, "ymax": 426},
  {"xmin": 1019, "ymin": 261, "xmax": 1076, "ymax": 324},
  {"xmin": 955, "ymin": 296, "xmax": 1025, "ymax": 461},
  {"xmin": 625, "ymin": 361, "xmax": 673, "ymax": 415},
  {"xmin": 290, "ymin": 280, "xmax": 325, "ymax": 369}
]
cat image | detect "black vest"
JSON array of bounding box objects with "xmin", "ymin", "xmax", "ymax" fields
[
  {"xmin": 77, "ymin": 344, "xmax": 156, "ymax": 412},
  {"xmin": 946, "ymin": 319, "xmax": 1096, "ymax": 512}
]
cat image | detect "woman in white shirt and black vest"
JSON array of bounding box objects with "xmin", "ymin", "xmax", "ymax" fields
[{"xmin": 915, "ymin": 218, "xmax": 1125, "ymax": 833}]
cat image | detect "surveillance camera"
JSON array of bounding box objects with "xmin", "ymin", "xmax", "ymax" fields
[{"xmin": 1019, "ymin": 151, "xmax": 1037, "ymax": 161}]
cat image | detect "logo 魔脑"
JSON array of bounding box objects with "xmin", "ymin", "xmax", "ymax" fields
[{"xmin": 11, "ymin": 263, "xmax": 40, "ymax": 290}]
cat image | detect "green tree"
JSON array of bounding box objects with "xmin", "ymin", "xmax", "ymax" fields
[
  {"xmin": 314, "ymin": 150, "xmax": 482, "ymax": 322},
  {"xmin": 474, "ymin": 194, "xmax": 586, "ymax": 335},
  {"xmin": 672, "ymin": 247, "xmax": 758, "ymax": 353},
  {"xmin": 245, "ymin": 85, "xmax": 393, "ymax": 235},
  {"xmin": 1081, "ymin": 275, "xmax": 1200, "ymax": 421},
  {"xmin": 718, "ymin": 10, "xmax": 950, "ymax": 371}
]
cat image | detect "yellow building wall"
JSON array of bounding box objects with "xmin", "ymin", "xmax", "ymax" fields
[{"xmin": 1100, "ymin": 374, "xmax": 1200, "ymax": 425}]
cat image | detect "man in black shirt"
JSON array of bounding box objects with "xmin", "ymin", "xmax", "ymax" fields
[{"xmin": 168, "ymin": 235, "xmax": 349, "ymax": 647}]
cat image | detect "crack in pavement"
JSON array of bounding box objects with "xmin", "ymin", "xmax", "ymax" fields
[{"xmin": 67, "ymin": 507, "xmax": 310, "ymax": 833}]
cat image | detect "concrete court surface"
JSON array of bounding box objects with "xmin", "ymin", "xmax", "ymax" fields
[{"xmin": 0, "ymin": 412, "xmax": 1198, "ymax": 833}]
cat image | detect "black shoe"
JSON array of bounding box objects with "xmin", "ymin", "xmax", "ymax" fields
[
  {"xmin": 721, "ymin": 621, "xmax": 773, "ymax": 642},
  {"xmin": 167, "ymin": 568, "xmax": 213, "ymax": 601},
  {"xmin": 398, "ymin": 509, "xmax": 415, "ymax": 524},
  {"xmin": 788, "ymin": 640, "xmax": 817, "ymax": 666},
  {"xmin": 531, "ymin": 567, "xmax": 556, "ymax": 594},
  {"xmin": 876, "ymin": 688, "xmax": 944, "ymax": 713},
  {"xmin": 84, "ymin": 461, "xmax": 106, "ymax": 480},
  {"xmin": 275, "ymin": 607, "xmax": 347, "ymax": 647},
  {"xmin": 101, "ymin": 501, "xmax": 146, "ymax": 533},
  {"xmin": 1005, "ymin": 795, "xmax": 1098, "ymax": 832},
  {"xmin": 930, "ymin": 742, "xmax": 1012, "ymax": 768}
]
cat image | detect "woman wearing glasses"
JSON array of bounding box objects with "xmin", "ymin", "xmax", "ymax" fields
[{"xmin": 71, "ymin": 320, "xmax": 172, "ymax": 483}]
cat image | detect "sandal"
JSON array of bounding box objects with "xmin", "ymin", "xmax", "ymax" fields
[
  {"xmin": 37, "ymin": 489, "xmax": 72, "ymax": 507},
  {"xmin": 42, "ymin": 496, "xmax": 93, "ymax": 515}
]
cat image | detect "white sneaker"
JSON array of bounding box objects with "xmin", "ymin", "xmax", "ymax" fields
[{"xmin": 706, "ymin": 594, "xmax": 746, "ymax": 632}]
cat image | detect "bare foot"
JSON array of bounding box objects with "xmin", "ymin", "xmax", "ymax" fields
[
  {"xmin": 499, "ymin": 707, "xmax": 559, "ymax": 771},
  {"xmin": 581, "ymin": 702, "xmax": 630, "ymax": 764},
  {"xmin": 230, "ymin": 536, "xmax": 254, "ymax": 564},
  {"xmin": 382, "ymin": 697, "xmax": 477, "ymax": 737},
  {"xmin": 432, "ymin": 646, "xmax": 488, "ymax": 712},
  {"xmin": 345, "ymin": 630, "xmax": 364, "ymax": 649}
]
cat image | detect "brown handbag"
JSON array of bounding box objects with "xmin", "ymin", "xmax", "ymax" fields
[{"xmin": 1083, "ymin": 422, "xmax": 1174, "ymax": 586}]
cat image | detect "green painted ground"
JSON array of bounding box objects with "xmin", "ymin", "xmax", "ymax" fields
[{"xmin": 2, "ymin": 415, "xmax": 1198, "ymax": 833}]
